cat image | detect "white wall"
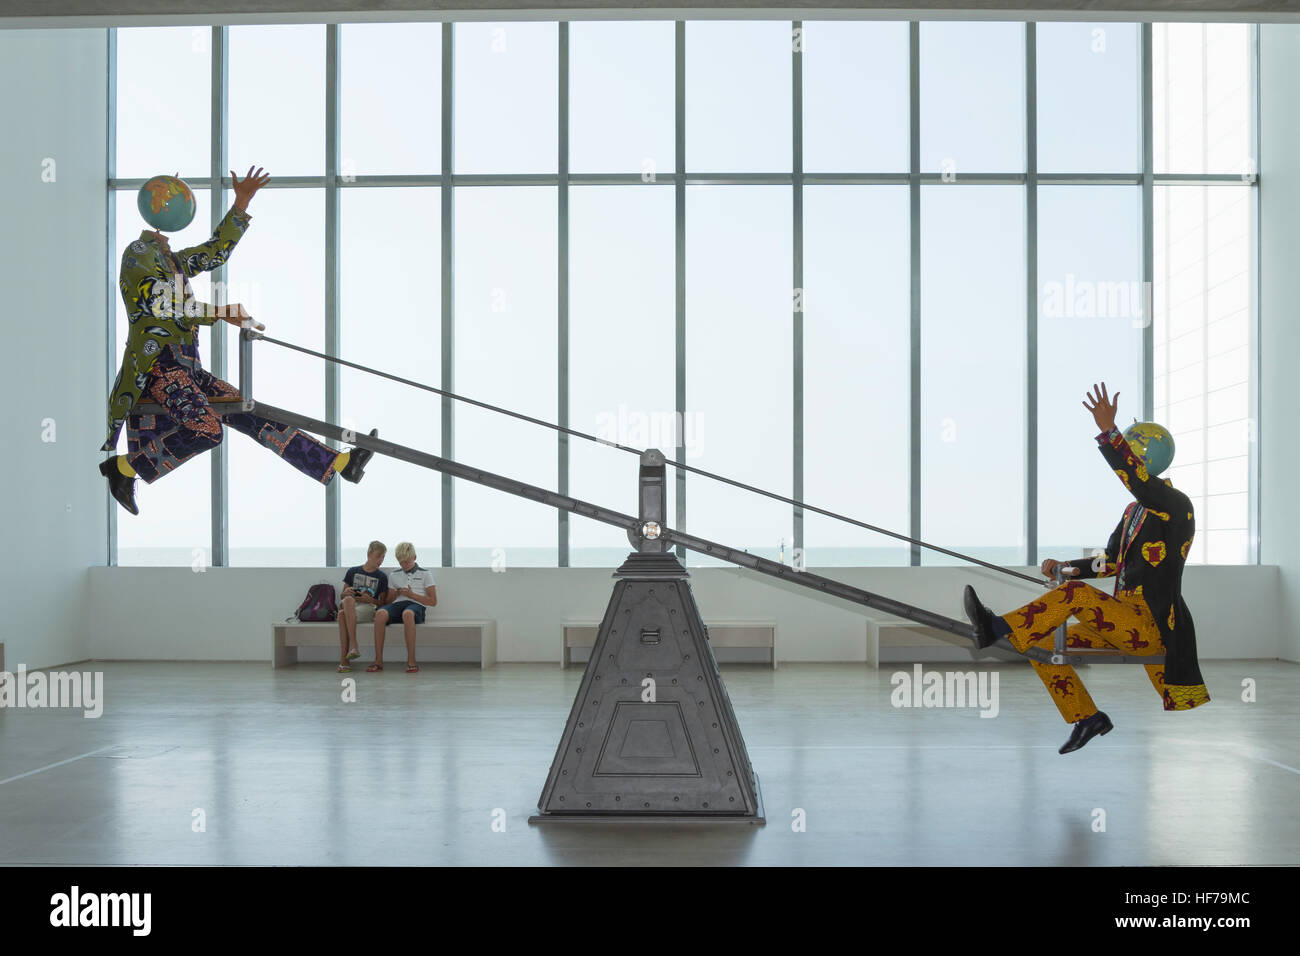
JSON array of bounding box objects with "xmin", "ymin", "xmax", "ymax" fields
[
  {"xmin": 87, "ymin": 563, "xmax": 1279, "ymax": 662},
  {"xmin": 1260, "ymin": 25, "xmax": 1300, "ymax": 663},
  {"xmin": 0, "ymin": 29, "xmax": 108, "ymax": 670}
]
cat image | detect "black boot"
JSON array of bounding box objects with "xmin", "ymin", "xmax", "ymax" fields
[
  {"xmin": 99, "ymin": 457, "xmax": 139, "ymax": 516},
  {"xmin": 339, "ymin": 428, "xmax": 378, "ymax": 484},
  {"xmin": 1059, "ymin": 711, "xmax": 1113, "ymax": 754},
  {"xmin": 963, "ymin": 585, "xmax": 1009, "ymax": 650}
]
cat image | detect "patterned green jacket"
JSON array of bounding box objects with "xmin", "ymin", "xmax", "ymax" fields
[{"xmin": 102, "ymin": 207, "xmax": 252, "ymax": 451}]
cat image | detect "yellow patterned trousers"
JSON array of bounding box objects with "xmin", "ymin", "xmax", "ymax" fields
[{"xmin": 1000, "ymin": 580, "xmax": 1168, "ymax": 723}]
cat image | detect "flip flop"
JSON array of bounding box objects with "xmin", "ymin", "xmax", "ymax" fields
[
  {"xmin": 346, "ymin": 648, "xmax": 361, "ymax": 661},
  {"xmin": 405, "ymin": 663, "xmax": 420, "ymax": 674},
  {"xmin": 337, "ymin": 663, "xmax": 352, "ymax": 673},
  {"xmin": 365, "ymin": 663, "xmax": 383, "ymax": 672}
]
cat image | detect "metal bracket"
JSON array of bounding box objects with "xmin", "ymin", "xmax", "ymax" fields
[
  {"xmin": 630, "ymin": 448, "xmax": 668, "ymax": 554},
  {"xmin": 1051, "ymin": 565, "xmax": 1070, "ymax": 665}
]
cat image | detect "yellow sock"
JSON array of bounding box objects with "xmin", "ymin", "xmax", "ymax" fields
[
  {"xmin": 334, "ymin": 450, "xmax": 350, "ymax": 472},
  {"xmin": 116, "ymin": 456, "xmax": 137, "ymax": 478}
]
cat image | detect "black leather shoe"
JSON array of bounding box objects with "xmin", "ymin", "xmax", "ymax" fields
[
  {"xmin": 963, "ymin": 584, "xmax": 1007, "ymax": 650},
  {"xmin": 1059, "ymin": 711, "xmax": 1113, "ymax": 754},
  {"xmin": 340, "ymin": 428, "xmax": 378, "ymax": 484},
  {"xmin": 99, "ymin": 457, "xmax": 139, "ymax": 515}
]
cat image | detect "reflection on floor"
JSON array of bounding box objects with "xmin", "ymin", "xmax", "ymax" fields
[{"xmin": 0, "ymin": 660, "xmax": 1293, "ymax": 865}]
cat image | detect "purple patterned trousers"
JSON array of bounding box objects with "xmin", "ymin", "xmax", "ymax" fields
[{"xmin": 125, "ymin": 344, "xmax": 339, "ymax": 485}]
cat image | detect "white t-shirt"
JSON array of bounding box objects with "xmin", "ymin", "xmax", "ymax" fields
[{"xmin": 388, "ymin": 565, "xmax": 436, "ymax": 602}]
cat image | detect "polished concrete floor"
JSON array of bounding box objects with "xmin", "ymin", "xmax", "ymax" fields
[{"xmin": 0, "ymin": 660, "xmax": 1296, "ymax": 866}]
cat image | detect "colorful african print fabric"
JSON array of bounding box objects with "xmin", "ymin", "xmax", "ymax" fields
[
  {"xmin": 1001, "ymin": 581, "xmax": 1181, "ymax": 722},
  {"xmin": 1058, "ymin": 428, "xmax": 1209, "ymax": 699},
  {"xmin": 124, "ymin": 344, "xmax": 338, "ymax": 485},
  {"xmin": 103, "ymin": 207, "xmax": 252, "ymax": 451}
]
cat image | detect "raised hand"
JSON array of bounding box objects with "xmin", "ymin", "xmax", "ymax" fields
[
  {"xmin": 231, "ymin": 165, "xmax": 270, "ymax": 211},
  {"xmin": 1082, "ymin": 382, "xmax": 1119, "ymax": 433}
]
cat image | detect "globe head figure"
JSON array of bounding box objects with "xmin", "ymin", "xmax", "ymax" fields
[
  {"xmin": 138, "ymin": 174, "xmax": 196, "ymax": 233},
  {"xmin": 1123, "ymin": 421, "xmax": 1176, "ymax": 477}
]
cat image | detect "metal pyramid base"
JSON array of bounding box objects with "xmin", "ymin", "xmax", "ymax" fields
[{"xmin": 529, "ymin": 552, "xmax": 765, "ymax": 825}]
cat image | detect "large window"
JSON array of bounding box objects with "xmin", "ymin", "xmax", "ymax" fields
[
  {"xmin": 1152, "ymin": 24, "xmax": 1255, "ymax": 566},
  {"xmin": 568, "ymin": 184, "xmax": 675, "ymax": 567},
  {"xmin": 684, "ymin": 185, "xmax": 792, "ymax": 563},
  {"xmin": 920, "ymin": 186, "xmax": 1026, "ymax": 565},
  {"xmin": 108, "ymin": 20, "xmax": 1259, "ymax": 569},
  {"xmin": 452, "ymin": 187, "xmax": 558, "ymax": 567},
  {"xmin": 802, "ymin": 186, "xmax": 910, "ymax": 566}
]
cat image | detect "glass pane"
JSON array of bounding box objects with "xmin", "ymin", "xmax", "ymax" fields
[
  {"xmin": 453, "ymin": 187, "xmax": 557, "ymax": 565},
  {"xmin": 686, "ymin": 21, "xmax": 792, "ymax": 173},
  {"xmin": 112, "ymin": 188, "xmax": 214, "ymax": 566},
  {"xmin": 920, "ymin": 185, "xmax": 1025, "ymax": 564},
  {"xmin": 115, "ymin": 26, "xmax": 210, "ymax": 179},
  {"xmin": 340, "ymin": 24, "xmax": 442, "ymax": 177},
  {"xmin": 226, "ymin": 189, "xmax": 327, "ymax": 565},
  {"xmin": 1037, "ymin": 186, "xmax": 1143, "ymax": 561},
  {"xmin": 454, "ymin": 22, "xmax": 557, "ymax": 174},
  {"xmin": 569, "ymin": 185, "xmax": 676, "ymax": 567},
  {"xmin": 570, "ymin": 21, "xmax": 674, "ymax": 176},
  {"xmin": 802, "ymin": 21, "xmax": 909, "ymax": 173},
  {"xmin": 1153, "ymin": 24, "xmax": 1253, "ymax": 176},
  {"xmin": 921, "ymin": 22, "xmax": 1025, "ymax": 174},
  {"xmin": 803, "ymin": 186, "xmax": 911, "ymax": 566},
  {"xmin": 339, "ymin": 188, "xmax": 442, "ymax": 569},
  {"xmin": 685, "ymin": 185, "xmax": 792, "ymax": 563},
  {"xmin": 229, "ymin": 25, "xmax": 325, "ymax": 176},
  {"xmin": 1153, "ymin": 184, "xmax": 1252, "ymax": 565},
  {"xmin": 1037, "ymin": 23, "xmax": 1140, "ymax": 173}
]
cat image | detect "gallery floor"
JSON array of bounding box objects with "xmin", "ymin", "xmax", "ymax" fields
[{"xmin": 0, "ymin": 660, "xmax": 1294, "ymax": 866}]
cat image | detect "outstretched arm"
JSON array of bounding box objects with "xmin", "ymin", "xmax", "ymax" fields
[
  {"xmin": 1083, "ymin": 382, "xmax": 1182, "ymax": 514},
  {"xmin": 170, "ymin": 166, "xmax": 268, "ymax": 279}
]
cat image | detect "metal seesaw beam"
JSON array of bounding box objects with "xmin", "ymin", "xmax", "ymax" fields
[
  {"xmin": 131, "ymin": 327, "xmax": 1157, "ymax": 664},
  {"xmin": 133, "ymin": 394, "xmax": 982, "ymax": 641}
]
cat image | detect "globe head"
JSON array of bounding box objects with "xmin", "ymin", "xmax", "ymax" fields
[
  {"xmin": 138, "ymin": 175, "xmax": 196, "ymax": 232},
  {"xmin": 1123, "ymin": 421, "xmax": 1176, "ymax": 477}
]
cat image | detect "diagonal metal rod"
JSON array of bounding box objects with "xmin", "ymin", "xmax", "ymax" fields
[{"xmin": 250, "ymin": 331, "xmax": 1043, "ymax": 586}]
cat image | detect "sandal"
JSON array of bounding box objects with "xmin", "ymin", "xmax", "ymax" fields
[
  {"xmin": 365, "ymin": 663, "xmax": 383, "ymax": 672},
  {"xmin": 337, "ymin": 663, "xmax": 352, "ymax": 673},
  {"xmin": 405, "ymin": 663, "xmax": 420, "ymax": 674},
  {"xmin": 346, "ymin": 648, "xmax": 361, "ymax": 661}
]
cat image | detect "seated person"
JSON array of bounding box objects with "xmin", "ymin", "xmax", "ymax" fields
[
  {"xmin": 337, "ymin": 540, "xmax": 389, "ymax": 673},
  {"xmin": 367, "ymin": 541, "xmax": 437, "ymax": 674},
  {"xmin": 963, "ymin": 383, "xmax": 1208, "ymax": 756}
]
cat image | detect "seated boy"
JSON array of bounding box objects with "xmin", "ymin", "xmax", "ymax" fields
[
  {"xmin": 366, "ymin": 541, "xmax": 437, "ymax": 674},
  {"xmin": 338, "ymin": 540, "xmax": 389, "ymax": 673}
]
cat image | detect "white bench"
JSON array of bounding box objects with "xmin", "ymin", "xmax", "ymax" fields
[
  {"xmin": 0, "ymin": 642, "xmax": 4, "ymax": 710},
  {"xmin": 867, "ymin": 620, "xmax": 1022, "ymax": 668},
  {"xmin": 562, "ymin": 619, "xmax": 777, "ymax": 669},
  {"xmin": 272, "ymin": 619, "xmax": 497, "ymax": 669}
]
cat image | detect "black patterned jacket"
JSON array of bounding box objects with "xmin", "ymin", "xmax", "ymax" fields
[{"xmin": 1064, "ymin": 428, "xmax": 1209, "ymax": 709}]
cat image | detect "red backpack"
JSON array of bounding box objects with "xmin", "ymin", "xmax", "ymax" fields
[{"xmin": 294, "ymin": 583, "xmax": 338, "ymax": 622}]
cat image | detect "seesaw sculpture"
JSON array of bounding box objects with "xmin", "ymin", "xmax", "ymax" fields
[{"xmin": 124, "ymin": 328, "xmax": 1165, "ymax": 825}]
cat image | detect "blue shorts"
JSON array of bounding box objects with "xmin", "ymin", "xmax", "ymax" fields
[{"xmin": 378, "ymin": 600, "xmax": 426, "ymax": 625}]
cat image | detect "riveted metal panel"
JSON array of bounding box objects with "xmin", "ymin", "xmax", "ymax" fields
[{"xmin": 533, "ymin": 552, "xmax": 762, "ymax": 821}]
